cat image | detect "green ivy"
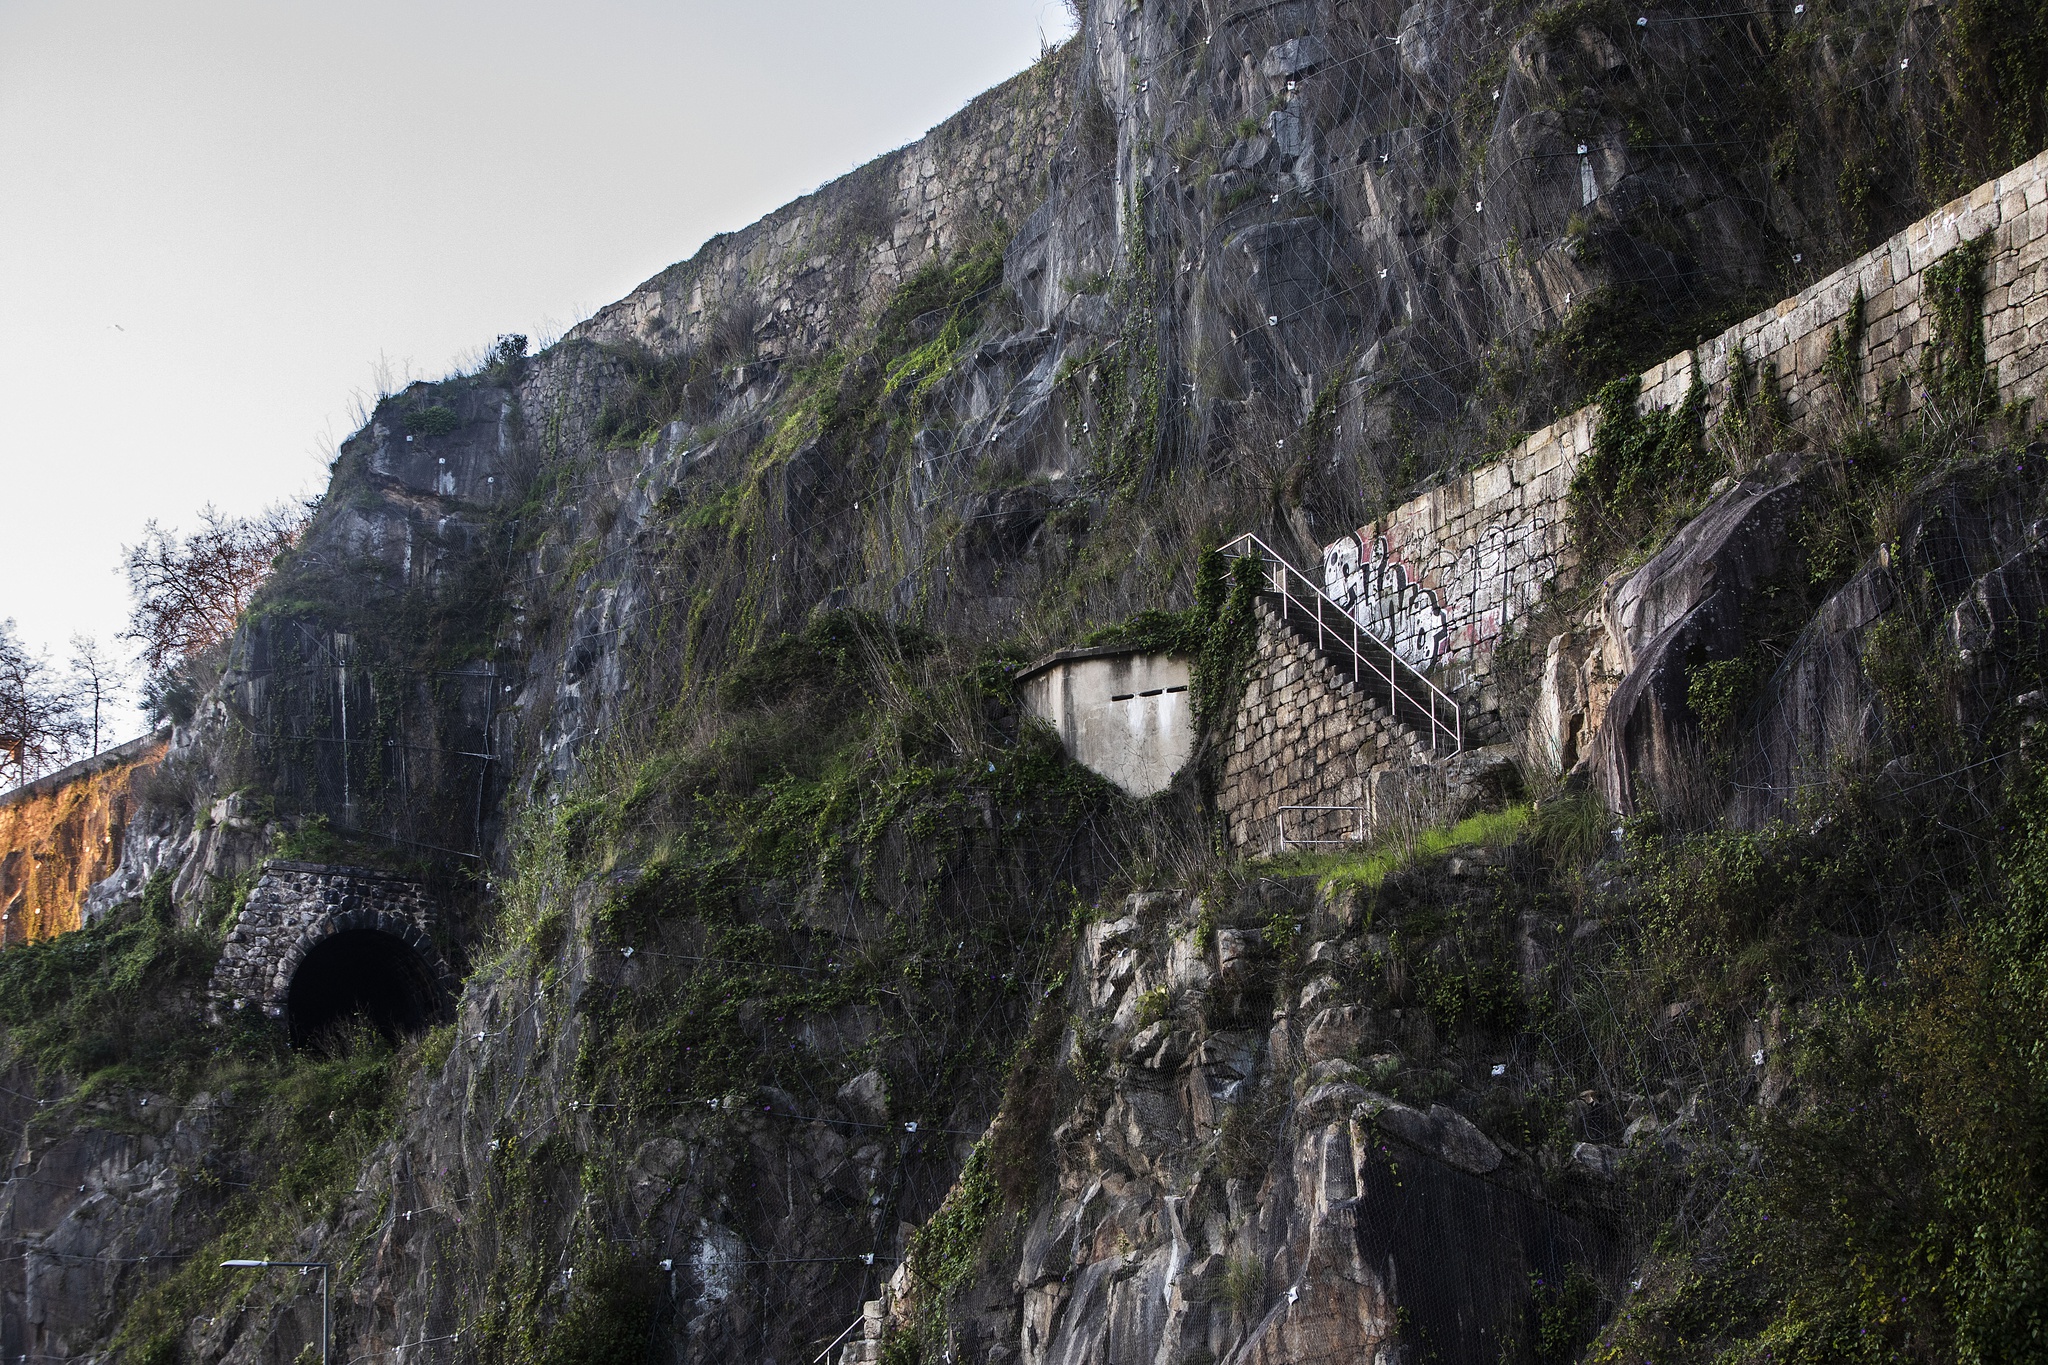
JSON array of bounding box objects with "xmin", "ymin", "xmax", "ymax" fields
[
  {"xmin": 907, "ymin": 1136, "xmax": 1000, "ymax": 1298},
  {"xmin": 1192, "ymin": 551, "xmax": 1265, "ymax": 733},
  {"xmin": 1570, "ymin": 365, "xmax": 1712, "ymax": 556},
  {"xmin": 1531, "ymin": 1265, "xmax": 1603, "ymax": 1363},
  {"xmin": 1922, "ymin": 232, "xmax": 1996, "ymax": 417},
  {"xmin": 1686, "ymin": 655, "xmax": 1764, "ymax": 750},
  {"xmin": 1822, "ymin": 286, "xmax": 1869, "ymax": 399},
  {"xmin": 403, "ymin": 405, "xmax": 461, "ymax": 437}
]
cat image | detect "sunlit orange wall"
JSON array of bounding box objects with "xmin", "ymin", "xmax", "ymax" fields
[{"xmin": 0, "ymin": 738, "xmax": 167, "ymax": 946}]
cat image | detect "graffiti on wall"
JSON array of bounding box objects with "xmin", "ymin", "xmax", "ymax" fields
[
  {"xmin": 1322, "ymin": 533, "xmax": 1449, "ymax": 668},
  {"xmin": 1321, "ymin": 516, "xmax": 1558, "ymax": 671}
]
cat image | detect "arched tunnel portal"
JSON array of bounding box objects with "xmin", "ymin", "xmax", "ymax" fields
[
  {"xmin": 286, "ymin": 926, "xmax": 445, "ymax": 1050},
  {"xmin": 210, "ymin": 861, "xmax": 457, "ymax": 1047}
]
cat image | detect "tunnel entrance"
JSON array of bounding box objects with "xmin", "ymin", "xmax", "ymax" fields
[{"xmin": 286, "ymin": 928, "xmax": 443, "ymax": 1051}]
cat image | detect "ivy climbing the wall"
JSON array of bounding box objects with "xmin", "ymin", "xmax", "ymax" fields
[
  {"xmin": 1074, "ymin": 545, "xmax": 1266, "ymax": 739},
  {"xmin": 1570, "ymin": 364, "xmax": 1713, "ymax": 559},
  {"xmin": 1922, "ymin": 231, "xmax": 1996, "ymax": 418}
]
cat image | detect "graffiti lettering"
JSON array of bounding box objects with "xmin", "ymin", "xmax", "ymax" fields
[
  {"xmin": 1322, "ymin": 532, "xmax": 1449, "ymax": 668},
  {"xmin": 1321, "ymin": 515, "xmax": 1557, "ymax": 670}
]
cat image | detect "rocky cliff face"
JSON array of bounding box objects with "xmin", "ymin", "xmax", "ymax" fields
[
  {"xmin": 7, "ymin": 1, "xmax": 2048, "ymax": 1363},
  {"xmin": 939, "ymin": 873, "xmax": 1624, "ymax": 1365}
]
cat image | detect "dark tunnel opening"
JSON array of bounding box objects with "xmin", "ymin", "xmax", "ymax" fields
[{"xmin": 286, "ymin": 928, "xmax": 442, "ymax": 1052}]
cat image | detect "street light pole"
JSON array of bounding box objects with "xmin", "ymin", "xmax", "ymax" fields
[{"xmin": 221, "ymin": 1259, "xmax": 330, "ymax": 1365}]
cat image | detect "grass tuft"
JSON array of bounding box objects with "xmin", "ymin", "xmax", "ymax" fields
[{"xmin": 1263, "ymin": 804, "xmax": 1531, "ymax": 889}]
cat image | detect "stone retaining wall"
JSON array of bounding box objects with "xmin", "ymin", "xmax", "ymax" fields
[
  {"xmin": 1219, "ymin": 605, "xmax": 1426, "ymax": 856},
  {"xmin": 571, "ymin": 53, "xmax": 1071, "ymax": 364},
  {"xmin": 0, "ymin": 732, "xmax": 168, "ymax": 946},
  {"xmin": 209, "ymin": 862, "xmax": 452, "ymax": 1020},
  {"xmin": 1315, "ymin": 148, "xmax": 2048, "ymax": 738}
]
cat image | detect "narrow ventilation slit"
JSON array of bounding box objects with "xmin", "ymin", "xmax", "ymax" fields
[{"xmin": 1112, "ymin": 693, "xmax": 1136, "ymax": 701}]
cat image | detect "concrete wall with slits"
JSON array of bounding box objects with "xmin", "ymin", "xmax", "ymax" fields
[{"xmin": 1018, "ymin": 648, "xmax": 1195, "ymax": 797}]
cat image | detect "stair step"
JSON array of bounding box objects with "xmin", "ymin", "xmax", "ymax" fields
[{"xmin": 1259, "ymin": 594, "xmax": 1450, "ymax": 751}]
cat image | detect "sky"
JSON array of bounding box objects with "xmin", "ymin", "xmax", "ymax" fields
[{"xmin": 0, "ymin": 0, "xmax": 1077, "ymax": 743}]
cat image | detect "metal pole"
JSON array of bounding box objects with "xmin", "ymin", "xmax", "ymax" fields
[{"xmin": 322, "ymin": 1264, "xmax": 331, "ymax": 1365}]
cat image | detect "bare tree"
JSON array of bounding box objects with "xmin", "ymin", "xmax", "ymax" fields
[
  {"xmin": 124, "ymin": 503, "xmax": 311, "ymax": 673},
  {"xmin": 0, "ymin": 621, "xmax": 82, "ymax": 785},
  {"xmin": 66, "ymin": 635, "xmax": 131, "ymax": 756}
]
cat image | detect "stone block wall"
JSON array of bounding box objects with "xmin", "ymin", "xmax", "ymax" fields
[
  {"xmin": 1637, "ymin": 149, "xmax": 2048, "ymax": 422},
  {"xmin": 571, "ymin": 53, "xmax": 1072, "ymax": 365},
  {"xmin": 1219, "ymin": 605, "xmax": 1426, "ymax": 856},
  {"xmin": 210, "ymin": 862, "xmax": 452, "ymax": 1020},
  {"xmin": 0, "ymin": 731, "xmax": 168, "ymax": 947},
  {"xmin": 1313, "ymin": 149, "xmax": 2048, "ymax": 740}
]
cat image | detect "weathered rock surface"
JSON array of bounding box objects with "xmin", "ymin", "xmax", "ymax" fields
[
  {"xmin": 6, "ymin": 0, "xmax": 2026, "ymax": 1360},
  {"xmin": 1730, "ymin": 455, "xmax": 2048, "ymax": 824},
  {"xmin": 1589, "ymin": 457, "xmax": 1807, "ymax": 814},
  {"xmin": 920, "ymin": 879, "xmax": 1616, "ymax": 1365}
]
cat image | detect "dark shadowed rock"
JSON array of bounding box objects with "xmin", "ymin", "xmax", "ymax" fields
[
  {"xmin": 1589, "ymin": 457, "xmax": 1807, "ymax": 814},
  {"xmin": 1730, "ymin": 457, "xmax": 2048, "ymax": 825}
]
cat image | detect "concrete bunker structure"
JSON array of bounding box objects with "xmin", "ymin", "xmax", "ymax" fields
[
  {"xmin": 1016, "ymin": 647, "xmax": 1195, "ymax": 797},
  {"xmin": 209, "ymin": 861, "xmax": 455, "ymax": 1049}
]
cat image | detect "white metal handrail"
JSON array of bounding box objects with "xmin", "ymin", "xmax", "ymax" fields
[
  {"xmin": 1276, "ymin": 805, "xmax": 1369, "ymax": 850},
  {"xmin": 1221, "ymin": 531, "xmax": 1462, "ymax": 755}
]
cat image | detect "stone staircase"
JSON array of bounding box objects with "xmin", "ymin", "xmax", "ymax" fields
[
  {"xmin": 1214, "ymin": 535, "xmax": 1492, "ymax": 854},
  {"xmin": 1259, "ymin": 588, "xmax": 1459, "ymax": 755},
  {"xmin": 1222, "ymin": 533, "xmax": 1461, "ymax": 756},
  {"xmin": 834, "ymin": 1297, "xmax": 887, "ymax": 1365}
]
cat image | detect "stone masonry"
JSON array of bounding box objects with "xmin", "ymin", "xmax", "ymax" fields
[
  {"xmin": 1219, "ymin": 604, "xmax": 1428, "ymax": 856},
  {"xmin": 572, "ymin": 54, "xmax": 1071, "ymax": 366},
  {"xmin": 1222, "ymin": 150, "xmax": 2048, "ymax": 849},
  {"xmin": 0, "ymin": 730, "xmax": 168, "ymax": 947},
  {"xmin": 1317, "ymin": 147, "xmax": 2048, "ymax": 738},
  {"xmin": 209, "ymin": 862, "xmax": 453, "ymax": 1021}
]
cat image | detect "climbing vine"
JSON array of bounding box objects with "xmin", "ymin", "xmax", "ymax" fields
[
  {"xmin": 1193, "ymin": 550, "xmax": 1266, "ymax": 734},
  {"xmin": 1077, "ymin": 545, "xmax": 1264, "ymax": 739},
  {"xmin": 886, "ymin": 1135, "xmax": 1002, "ymax": 1363},
  {"xmin": 1822, "ymin": 286, "xmax": 1869, "ymax": 399},
  {"xmin": 1922, "ymin": 232, "xmax": 1996, "ymax": 417},
  {"xmin": 1570, "ymin": 363, "xmax": 1712, "ymax": 556}
]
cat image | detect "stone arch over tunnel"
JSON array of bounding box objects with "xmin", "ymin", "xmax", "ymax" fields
[{"xmin": 209, "ymin": 861, "xmax": 457, "ymax": 1044}]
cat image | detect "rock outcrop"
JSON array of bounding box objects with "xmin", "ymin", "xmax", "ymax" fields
[
  {"xmin": 926, "ymin": 872, "xmax": 1617, "ymax": 1365},
  {"xmin": 1589, "ymin": 458, "xmax": 1807, "ymax": 815}
]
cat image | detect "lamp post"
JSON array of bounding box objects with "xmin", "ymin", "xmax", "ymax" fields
[{"xmin": 221, "ymin": 1259, "xmax": 330, "ymax": 1365}]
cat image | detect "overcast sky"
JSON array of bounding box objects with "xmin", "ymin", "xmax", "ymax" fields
[{"xmin": 0, "ymin": 0, "xmax": 1076, "ymax": 742}]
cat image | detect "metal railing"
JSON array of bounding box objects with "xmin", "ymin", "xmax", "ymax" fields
[
  {"xmin": 1221, "ymin": 532, "xmax": 1462, "ymax": 755},
  {"xmin": 1276, "ymin": 805, "xmax": 1369, "ymax": 850}
]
